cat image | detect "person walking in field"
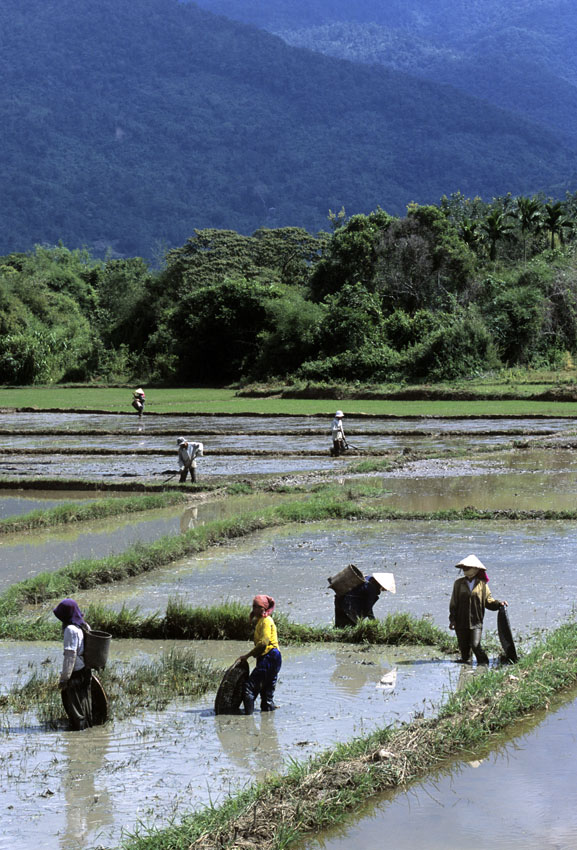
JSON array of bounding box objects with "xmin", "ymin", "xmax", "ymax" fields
[
  {"xmin": 53, "ymin": 598, "xmax": 93, "ymax": 731},
  {"xmin": 449, "ymin": 554, "xmax": 508, "ymax": 665},
  {"xmin": 236, "ymin": 595, "xmax": 281, "ymax": 714},
  {"xmin": 330, "ymin": 410, "xmax": 347, "ymax": 456},
  {"xmin": 177, "ymin": 437, "xmax": 203, "ymax": 482}
]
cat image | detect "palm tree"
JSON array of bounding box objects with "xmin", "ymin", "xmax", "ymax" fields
[
  {"xmin": 515, "ymin": 196, "xmax": 542, "ymax": 262},
  {"xmin": 543, "ymin": 201, "xmax": 571, "ymax": 250},
  {"xmin": 482, "ymin": 209, "xmax": 514, "ymax": 261}
]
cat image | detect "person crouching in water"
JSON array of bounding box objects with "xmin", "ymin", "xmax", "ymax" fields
[
  {"xmin": 331, "ymin": 410, "xmax": 346, "ymax": 456},
  {"xmin": 334, "ymin": 572, "xmax": 395, "ymax": 627},
  {"xmin": 53, "ymin": 598, "xmax": 93, "ymax": 730},
  {"xmin": 132, "ymin": 387, "xmax": 145, "ymax": 417},
  {"xmin": 237, "ymin": 595, "xmax": 281, "ymax": 714},
  {"xmin": 449, "ymin": 555, "xmax": 508, "ymax": 665},
  {"xmin": 177, "ymin": 437, "xmax": 203, "ymax": 483}
]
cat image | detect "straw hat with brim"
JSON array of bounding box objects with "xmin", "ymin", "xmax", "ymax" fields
[
  {"xmin": 177, "ymin": 437, "xmax": 186, "ymax": 445},
  {"xmin": 455, "ymin": 554, "xmax": 486, "ymax": 571},
  {"xmin": 372, "ymin": 572, "xmax": 396, "ymax": 594},
  {"xmin": 335, "ymin": 410, "xmax": 344, "ymax": 418}
]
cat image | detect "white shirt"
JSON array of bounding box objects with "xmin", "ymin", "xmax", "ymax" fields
[
  {"xmin": 331, "ymin": 418, "xmax": 345, "ymax": 439},
  {"xmin": 63, "ymin": 624, "xmax": 86, "ymax": 671}
]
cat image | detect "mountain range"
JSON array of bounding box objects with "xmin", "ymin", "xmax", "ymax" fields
[{"xmin": 0, "ymin": 0, "xmax": 575, "ymax": 257}]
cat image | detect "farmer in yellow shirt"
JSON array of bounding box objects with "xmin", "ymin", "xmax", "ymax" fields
[{"xmin": 237, "ymin": 594, "xmax": 281, "ymax": 714}]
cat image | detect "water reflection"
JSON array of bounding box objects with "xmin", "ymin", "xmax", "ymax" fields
[{"xmin": 60, "ymin": 727, "xmax": 113, "ymax": 850}]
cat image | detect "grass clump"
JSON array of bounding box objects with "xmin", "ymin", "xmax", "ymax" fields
[
  {"xmin": 0, "ymin": 600, "xmax": 456, "ymax": 653},
  {"xmin": 0, "ymin": 647, "xmax": 222, "ymax": 728}
]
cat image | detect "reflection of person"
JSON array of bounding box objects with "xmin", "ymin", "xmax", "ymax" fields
[
  {"xmin": 61, "ymin": 727, "xmax": 112, "ymax": 850},
  {"xmin": 449, "ymin": 554, "xmax": 508, "ymax": 665},
  {"xmin": 334, "ymin": 573, "xmax": 395, "ymax": 627},
  {"xmin": 177, "ymin": 437, "xmax": 204, "ymax": 483},
  {"xmin": 236, "ymin": 595, "xmax": 282, "ymax": 714},
  {"xmin": 131, "ymin": 387, "xmax": 145, "ymax": 417},
  {"xmin": 53, "ymin": 598, "xmax": 93, "ymax": 730},
  {"xmin": 180, "ymin": 505, "xmax": 198, "ymax": 533},
  {"xmin": 330, "ymin": 410, "xmax": 346, "ymax": 456}
]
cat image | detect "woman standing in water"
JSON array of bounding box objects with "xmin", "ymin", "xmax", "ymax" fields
[
  {"xmin": 449, "ymin": 555, "xmax": 507, "ymax": 665},
  {"xmin": 237, "ymin": 595, "xmax": 282, "ymax": 714},
  {"xmin": 54, "ymin": 598, "xmax": 93, "ymax": 730}
]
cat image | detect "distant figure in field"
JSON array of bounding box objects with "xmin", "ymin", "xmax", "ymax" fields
[
  {"xmin": 131, "ymin": 387, "xmax": 145, "ymax": 417},
  {"xmin": 177, "ymin": 437, "xmax": 204, "ymax": 483},
  {"xmin": 330, "ymin": 410, "xmax": 347, "ymax": 456}
]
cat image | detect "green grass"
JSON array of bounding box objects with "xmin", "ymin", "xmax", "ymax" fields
[
  {"xmin": 118, "ymin": 621, "xmax": 577, "ymax": 850},
  {"xmin": 0, "ymin": 599, "xmax": 457, "ymax": 652},
  {"xmin": 0, "ymin": 491, "xmax": 191, "ymax": 535},
  {"xmin": 1, "ymin": 385, "xmax": 577, "ymax": 417}
]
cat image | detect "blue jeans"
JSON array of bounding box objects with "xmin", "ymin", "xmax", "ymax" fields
[{"xmin": 243, "ymin": 649, "xmax": 282, "ymax": 713}]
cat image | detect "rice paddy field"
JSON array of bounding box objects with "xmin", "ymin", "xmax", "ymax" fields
[{"xmin": 1, "ymin": 387, "xmax": 577, "ymax": 849}]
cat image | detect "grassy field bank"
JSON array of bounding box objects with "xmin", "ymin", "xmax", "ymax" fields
[{"xmin": 1, "ymin": 385, "xmax": 577, "ymax": 417}]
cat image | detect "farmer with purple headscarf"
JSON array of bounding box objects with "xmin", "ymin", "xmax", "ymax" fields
[
  {"xmin": 53, "ymin": 598, "xmax": 93, "ymax": 730},
  {"xmin": 236, "ymin": 594, "xmax": 282, "ymax": 714}
]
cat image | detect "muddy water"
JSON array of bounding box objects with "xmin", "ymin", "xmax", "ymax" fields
[
  {"xmin": 0, "ymin": 492, "xmax": 287, "ymax": 589},
  {"xmin": 300, "ymin": 685, "xmax": 577, "ymax": 850},
  {"xmin": 70, "ymin": 518, "xmax": 577, "ymax": 639},
  {"xmin": 1, "ymin": 412, "xmax": 574, "ymax": 432},
  {"xmin": 0, "ymin": 640, "xmax": 457, "ymax": 850},
  {"xmin": 0, "ymin": 451, "xmax": 349, "ymax": 478},
  {"xmin": 363, "ymin": 449, "xmax": 577, "ymax": 511}
]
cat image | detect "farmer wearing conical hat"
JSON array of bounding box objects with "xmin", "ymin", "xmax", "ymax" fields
[
  {"xmin": 330, "ymin": 410, "xmax": 347, "ymax": 456},
  {"xmin": 449, "ymin": 555, "xmax": 508, "ymax": 665},
  {"xmin": 334, "ymin": 572, "xmax": 396, "ymax": 628}
]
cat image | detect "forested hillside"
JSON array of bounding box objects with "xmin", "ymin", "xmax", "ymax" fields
[
  {"xmin": 3, "ymin": 194, "xmax": 577, "ymax": 386},
  {"xmin": 193, "ymin": 0, "xmax": 577, "ymax": 141},
  {"xmin": 0, "ymin": 0, "xmax": 575, "ymax": 257}
]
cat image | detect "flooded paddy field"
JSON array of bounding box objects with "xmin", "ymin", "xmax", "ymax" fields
[
  {"xmin": 0, "ymin": 451, "xmax": 349, "ymax": 479},
  {"xmin": 1, "ymin": 411, "xmax": 574, "ymax": 433},
  {"xmin": 0, "ymin": 491, "xmax": 294, "ymax": 589},
  {"xmin": 69, "ymin": 518, "xmax": 577, "ymax": 638},
  {"xmin": 300, "ymin": 685, "xmax": 577, "ymax": 850},
  {"xmin": 1, "ymin": 411, "xmax": 576, "ymax": 481},
  {"xmin": 0, "ymin": 490, "xmax": 113, "ymax": 519},
  {"xmin": 0, "ymin": 640, "xmax": 457, "ymax": 850}
]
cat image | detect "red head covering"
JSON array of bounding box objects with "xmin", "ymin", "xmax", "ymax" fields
[{"xmin": 252, "ymin": 595, "xmax": 275, "ymax": 617}]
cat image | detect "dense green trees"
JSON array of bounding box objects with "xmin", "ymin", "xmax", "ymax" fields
[{"xmin": 4, "ymin": 193, "xmax": 577, "ymax": 386}]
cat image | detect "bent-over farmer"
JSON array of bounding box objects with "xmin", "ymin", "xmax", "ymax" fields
[
  {"xmin": 177, "ymin": 437, "xmax": 203, "ymax": 483},
  {"xmin": 334, "ymin": 572, "xmax": 395, "ymax": 627}
]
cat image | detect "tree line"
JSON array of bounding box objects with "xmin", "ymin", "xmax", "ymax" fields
[{"xmin": 3, "ymin": 191, "xmax": 577, "ymax": 385}]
